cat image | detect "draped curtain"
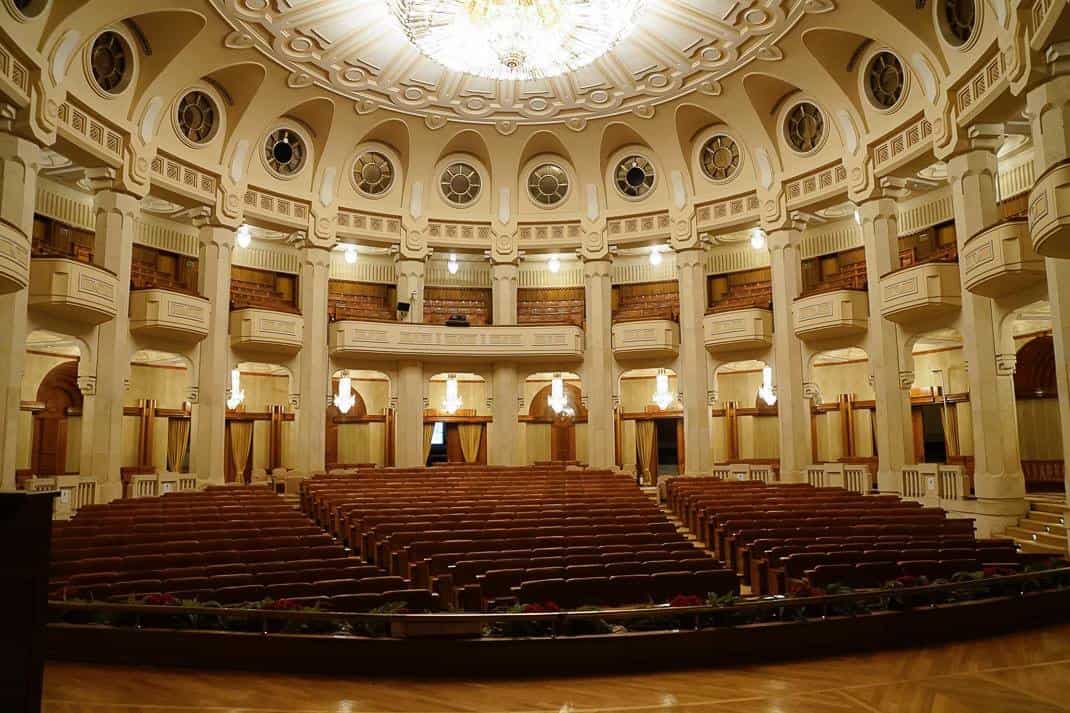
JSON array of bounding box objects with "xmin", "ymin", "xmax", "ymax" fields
[
  {"xmin": 228, "ymin": 421, "xmax": 254, "ymax": 483},
  {"xmin": 941, "ymin": 404, "xmax": 960, "ymax": 457},
  {"xmin": 458, "ymin": 424, "xmax": 483, "ymax": 464},
  {"xmin": 165, "ymin": 419, "xmax": 190, "ymax": 473},
  {"xmin": 422, "ymin": 423, "xmax": 435, "ymax": 464},
  {"xmin": 636, "ymin": 420, "xmax": 656, "ymax": 483}
]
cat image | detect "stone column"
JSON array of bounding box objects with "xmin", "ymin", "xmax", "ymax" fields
[
  {"xmin": 296, "ymin": 245, "xmax": 330, "ymax": 474},
  {"xmin": 0, "ymin": 126, "xmax": 40, "ymax": 489},
  {"xmin": 490, "ymin": 363, "xmax": 520, "ymax": 465},
  {"xmin": 491, "ymin": 261, "xmax": 518, "ymax": 325},
  {"xmin": 859, "ymin": 197, "xmax": 914, "ymax": 492},
  {"xmin": 1026, "ymin": 51, "xmax": 1070, "ymax": 506},
  {"xmin": 396, "ymin": 257, "xmax": 425, "ymax": 323},
  {"xmin": 583, "ymin": 257, "xmax": 615, "ymax": 469},
  {"xmin": 395, "ymin": 360, "xmax": 425, "ymax": 467},
  {"xmin": 768, "ymin": 227, "xmax": 810, "ymax": 482},
  {"xmin": 675, "ymin": 246, "xmax": 712, "ymax": 475},
  {"xmin": 191, "ymin": 219, "xmax": 234, "ymax": 486},
  {"xmin": 947, "ymin": 132, "xmax": 1026, "ymax": 505},
  {"xmin": 83, "ymin": 179, "xmax": 138, "ymax": 502}
]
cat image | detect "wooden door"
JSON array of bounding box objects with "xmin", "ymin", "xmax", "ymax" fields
[
  {"xmin": 31, "ymin": 361, "xmax": 81, "ymax": 476},
  {"xmin": 550, "ymin": 418, "xmax": 576, "ymax": 461}
]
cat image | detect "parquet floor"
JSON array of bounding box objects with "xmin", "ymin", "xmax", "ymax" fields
[{"xmin": 42, "ymin": 623, "xmax": 1070, "ymax": 713}]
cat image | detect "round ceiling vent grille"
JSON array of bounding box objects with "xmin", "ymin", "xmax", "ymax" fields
[
  {"xmin": 527, "ymin": 163, "xmax": 570, "ymax": 206},
  {"xmin": 90, "ymin": 31, "xmax": 132, "ymax": 94},
  {"xmin": 940, "ymin": 0, "xmax": 977, "ymax": 46},
  {"xmin": 176, "ymin": 91, "xmax": 219, "ymax": 144},
  {"xmin": 614, "ymin": 155, "xmax": 656, "ymax": 199},
  {"xmin": 263, "ymin": 128, "xmax": 307, "ymax": 178},
  {"xmin": 440, "ymin": 162, "xmax": 482, "ymax": 205},
  {"xmin": 785, "ymin": 102, "xmax": 825, "ymax": 154},
  {"xmin": 700, "ymin": 135, "xmax": 741, "ymax": 182},
  {"xmin": 865, "ymin": 52, "xmax": 906, "ymax": 110},
  {"xmin": 353, "ymin": 151, "xmax": 395, "ymax": 196}
]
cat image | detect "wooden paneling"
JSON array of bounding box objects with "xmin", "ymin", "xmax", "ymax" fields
[
  {"xmin": 613, "ymin": 281, "xmax": 679, "ymax": 323},
  {"xmin": 328, "ymin": 279, "xmax": 396, "ymax": 322},
  {"xmin": 230, "ymin": 265, "xmax": 299, "ymax": 313},
  {"xmin": 518, "ymin": 287, "xmax": 585, "ymax": 327},
  {"xmin": 424, "ymin": 286, "xmax": 492, "ymax": 325},
  {"xmin": 707, "ymin": 268, "xmax": 772, "ymax": 313}
]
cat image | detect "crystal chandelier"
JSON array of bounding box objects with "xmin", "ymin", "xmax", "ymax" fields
[
  {"xmin": 652, "ymin": 369, "xmax": 674, "ymax": 411},
  {"xmin": 388, "ymin": 0, "xmax": 648, "ymax": 81},
  {"xmin": 226, "ymin": 368, "xmax": 245, "ymax": 410},
  {"xmin": 757, "ymin": 366, "xmax": 777, "ymax": 406},
  {"xmin": 335, "ymin": 373, "xmax": 357, "ymax": 415},
  {"xmin": 442, "ymin": 374, "xmax": 463, "ymax": 414},
  {"xmin": 547, "ymin": 373, "xmax": 574, "ymax": 417}
]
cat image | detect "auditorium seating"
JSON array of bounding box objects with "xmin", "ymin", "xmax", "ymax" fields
[
  {"xmin": 48, "ymin": 486, "xmax": 422, "ymax": 612},
  {"xmin": 665, "ymin": 479, "xmax": 1025, "ymax": 595},
  {"xmin": 230, "ymin": 279, "xmax": 300, "ymax": 314},
  {"xmin": 423, "ymin": 287, "xmax": 492, "ymax": 325},
  {"xmin": 612, "ymin": 282, "xmax": 680, "ymax": 323},
  {"xmin": 328, "ymin": 280, "xmax": 395, "ymax": 322},
  {"xmin": 303, "ymin": 466, "xmax": 737, "ymax": 610},
  {"xmin": 708, "ymin": 280, "xmax": 772, "ymax": 313},
  {"xmin": 518, "ymin": 287, "xmax": 585, "ymax": 327}
]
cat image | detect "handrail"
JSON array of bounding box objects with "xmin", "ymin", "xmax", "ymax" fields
[{"xmin": 48, "ymin": 565, "xmax": 1070, "ymax": 634}]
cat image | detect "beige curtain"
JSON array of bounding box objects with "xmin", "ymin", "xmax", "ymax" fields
[
  {"xmin": 422, "ymin": 423, "xmax": 435, "ymax": 464},
  {"xmin": 229, "ymin": 421, "xmax": 254, "ymax": 483},
  {"xmin": 940, "ymin": 404, "xmax": 960, "ymax": 457},
  {"xmin": 458, "ymin": 423, "xmax": 483, "ymax": 464},
  {"xmin": 166, "ymin": 419, "xmax": 190, "ymax": 472},
  {"xmin": 636, "ymin": 420, "xmax": 656, "ymax": 482}
]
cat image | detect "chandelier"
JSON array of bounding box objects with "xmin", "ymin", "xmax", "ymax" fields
[
  {"xmin": 757, "ymin": 366, "xmax": 777, "ymax": 407},
  {"xmin": 442, "ymin": 374, "xmax": 464, "ymax": 414},
  {"xmin": 387, "ymin": 0, "xmax": 648, "ymax": 81},
  {"xmin": 226, "ymin": 368, "xmax": 245, "ymax": 410},
  {"xmin": 335, "ymin": 373, "xmax": 357, "ymax": 415},
  {"xmin": 652, "ymin": 369, "xmax": 674, "ymax": 411},
  {"xmin": 547, "ymin": 373, "xmax": 574, "ymax": 417}
]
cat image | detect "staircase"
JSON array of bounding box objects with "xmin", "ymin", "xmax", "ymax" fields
[{"xmin": 1005, "ymin": 495, "xmax": 1068, "ymax": 554}]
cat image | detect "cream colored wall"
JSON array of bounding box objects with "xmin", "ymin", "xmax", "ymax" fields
[
  {"xmin": 620, "ymin": 374, "xmax": 677, "ymax": 412},
  {"xmin": 337, "ymin": 422, "xmax": 387, "ymax": 466},
  {"xmin": 911, "ymin": 349, "xmax": 969, "ymax": 393},
  {"xmin": 737, "ymin": 415, "xmax": 780, "ymax": 460},
  {"xmin": 714, "ymin": 369, "xmax": 763, "ymax": 406},
  {"xmin": 21, "ymin": 353, "xmax": 75, "ymax": 401},
  {"xmin": 352, "ymin": 377, "xmax": 390, "ymax": 414},
  {"xmin": 241, "ymin": 372, "xmax": 291, "ymax": 411},
  {"xmin": 525, "ymin": 422, "xmax": 551, "ymax": 463},
  {"xmin": 812, "ymin": 361, "xmax": 874, "ymax": 402},
  {"xmin": 428, "ymin": 376, "xmax": 489, "ymax": 415},
  {"xmin": 125, "ymin": 364, "xmax": 190, "ymax": 408},
  {"xmin": 1017, "ymin": 400, "xmax": 1064, "ymax": 461}
]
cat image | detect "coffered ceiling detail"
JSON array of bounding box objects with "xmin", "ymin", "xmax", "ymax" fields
[{"xmin": 211, "ymin": 0, "xmax": 821, "ymax": 125}]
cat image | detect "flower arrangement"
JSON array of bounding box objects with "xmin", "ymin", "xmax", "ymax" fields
[{"xmin": 668, "ymin": 594, "xmax": 703, "ymax": 608}]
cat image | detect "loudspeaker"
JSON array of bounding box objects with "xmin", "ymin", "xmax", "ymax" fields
[{"xmin": 396, "ymin": 301, "xmax": 411, "ymax": 313}]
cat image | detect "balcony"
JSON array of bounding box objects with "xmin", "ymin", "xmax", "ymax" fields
[
  {"xmin": 792, "ymin": 289, "xmax": 869, "ymax": 341},
  {"xmin": 879, "ymin": 261, "xmax": 961, "ymax": 324},
  {"xmin": 0, "ymin": 230, "xmax": 29, "ymax": 293},
  {"xmin": 330, "ymin": 321, "xmax": 585, "ymax": 361},
  {"xmin": 229, "ymin": 308, "xmax": 304, "ymax": 355},
  {"xmin": 703, "ymin": 308, "xmax": 773, "ymax": 353},
  {"xmin": 611, "ymin": 319, "xmax": 679, "ymax": 360},
  {"xmin": 1029, "ymin": 162, "xmax": 1070, "ymax": 258},
  {"xmin": 130, "ymin": 289, "xmax": 211, "ymax": 341},
  {"xmin": 28, "ymin": 257, "xmax": 119, "ymax": 325},
  {"xmin": 961, "ymin": 220, "xmax": 1045, "ymax": 297}
]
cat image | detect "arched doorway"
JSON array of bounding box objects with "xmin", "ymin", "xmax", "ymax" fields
[
  {"xmin": 525, "ymin": 373, "xmax": 587, "ymax": 463},
  {"xmin": 1014, "ymin": 334, "xmax": 1064, "ymax": 492},
  {"xmin": 325, "ymin": 369, "xmax": 392, "ymax": 468},
  {"xmin": 908, "ymin": 329, "xmax": 969, "ymax": 468},
  {"xmin": 31, "ymin": 361, "xmax": 82, "ymax": 476},
  {"xmin": 808, "ymin": 348, "xmax": 876, "ymax": 467},
  {"xmin": 426, "ymin": 373, "xmax": 489, "ymax": 465},
  {"xmin": 712, "ymin": 360, "xmax": 778, "ymax": 467},
  {"xmin": 618, "ymin": 368, "xmax": 682, "ymax": 484}
]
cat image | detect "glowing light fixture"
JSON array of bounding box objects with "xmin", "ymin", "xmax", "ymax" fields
[
  {"xmin": 388, "ymin": 0, "xmax": 648, "ymax": 81},
  {"xmin": 235, "ymin": 224, "xmax": 252, "ymax": 249},
  {"xmin": 547, "ymin": 254, "xmax": 561, "ymax": 274},
  {"xmin": 757, "ymin": 366, "xmax": 777, "ymax": 406},
  {"xmin": 649, "ymin": 245, "xmax": 663, "ymax": 266},
  {"xmin": 335, "ymin": 372, "xmax": 356, "ymax": 414},
  {"xmin": 344, "ymin": 245, "xmax": 358, "ymax": 264},
  {"xmin": 547, "ymin": 373, "xmax": 574, "ymax": 417},
  {"xmin": 750, "ymin": 228, "xmax": 766, "ymax": 251},
  {"xmin": 447, "ymin": 253, "xmax": 460, "ymax": 275},
  {"xmin": 442, "ymin": 374, "xmax": 463, "ymax": 414},
  {"xmin": 854, "ymin": 209, "xmax": 862, "ymax": 226},
  {"xmin": 652, "ymin": 369, "xmax": 674, "ymax": 411},
  {"xmin": 226, "ymin": 368, "xmax": 245, "ymax": 410}
]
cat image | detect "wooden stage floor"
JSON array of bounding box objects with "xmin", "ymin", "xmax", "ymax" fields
[{"xmin": 42, "ymin": 622, "xmax": 1070, "ymax": 713}]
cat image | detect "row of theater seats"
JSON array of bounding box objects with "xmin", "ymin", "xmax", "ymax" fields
[
  {"xmin": 328, "ymin": 293, "xmax": 395, "ymax": 322},
  {"xmin": 665, "ymin": 479, "xmax": 1025, "ymax": 594},
  {"xmin": 303, "ymin": 466, "xmax": 737, "ymax": 610},
  {"xmin": 708, "ymin": 282, "xmax": 773, "ymax": 313},
  {"xmin": 48, "ymin": 487, "xmax": 433, "ymax": 611}
]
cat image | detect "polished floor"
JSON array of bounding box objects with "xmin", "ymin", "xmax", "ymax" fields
[{"xmin": 42, "ymin": 623, "xmax": 1070, "ymax": 713}]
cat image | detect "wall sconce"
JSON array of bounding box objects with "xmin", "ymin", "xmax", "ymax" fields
[{"xmin": 235, "ymin": 224, "xmax": 252, "ymax": 249}]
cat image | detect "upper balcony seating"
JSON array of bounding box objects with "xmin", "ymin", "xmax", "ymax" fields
[
  {"xmin": 230, "ymin": 278, "xmax": 300, "ymax": 314},
  {"xmin": 899, "ymin": 241, "xmax": 958, "ymax": 269},
  {"xmin": 708, "ymin": 281, "xmax": 772, "ymax": 313},
  {"xmin": 664, "ymin": 479, "xmax": 1028, "ymax": 596},
  {"xmin": 800, "ymin": 261, "xmax": 868, "ymax": 296},
  {"xmin": 32, "ymin": 215, "xmax": 94, "ymax": 264},
  {"xmin": 329, "ymin": 281, "xmax": 396, "ymax": 322},
  {"xmin": 518, "ymin": 288, "xmax": 585, "ymax": 328},
  {"xmin": 423, "ymin": 287, "xmax": 492, "ymax": 326},
  {"xmin": 130, "ymin": 259, "xmax": 199, "ymax": 296},
  {"xmin": 303, "ymin": 466, "xmax": 735, "ymax": 610},
  {"xmin": 613, "ymin": 282, "xmax": 680, "ymax": 323}
]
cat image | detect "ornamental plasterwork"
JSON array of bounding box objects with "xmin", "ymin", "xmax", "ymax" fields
[{"xmin": 210, "ymin": 0, "xmax": 817, "ymax": 125}]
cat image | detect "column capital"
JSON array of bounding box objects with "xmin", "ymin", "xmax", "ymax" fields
[
  {"xmin": 582, "ymin": 255, "xmax": 613, "ymax": 279},
  {"xmin": 674, "ymin": 243, "xmax": 707, "ymax": 271},
  {"xmin": 766, "ymin": 226, "xmax": 802, "ymax": 253},
  {"xmin": 301, "ymin": 243, "xmax": 332, "ymax": 269},
  {"xmin": 194, "ymin": 217, "xmax": 236, "ymax": 251}
]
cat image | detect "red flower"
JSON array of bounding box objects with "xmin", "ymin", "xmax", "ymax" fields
[
  {"xmin": 669, "ymin": 594, "xmax": 704, "ymax": 608},
  {"xmin": 142, "ymin": 593, "xmax": 179, "ymax": 606},
  {"xmin": 982, "ymin": 566, "xmax": 1015, "ymax": 578},
  {"xmin": 262, "ymin": 598, "xmax": 301, "ymax": 610},
  {"xmin": 522, "ymin": 601, "xmax": 561, "ymax": 613},
  {"xmin": 895, "ymin": 575, "xmax": 918, "ymax": 587},
  {"xmin": 788, "ymin": 582, "xmax": 825, "ymax": 597}
]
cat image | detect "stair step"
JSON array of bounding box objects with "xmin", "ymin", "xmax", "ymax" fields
[
  {"xmin": 1029, "ymin": 501, "xmax": 1067, "ymax": 515},
  {"xmin": 1007, "ymin": 526, "xmax": 1067, "ymax": 549},
  {"xmin": 1028, "ymin": 511, "xmax": 1065, "ymax": 525},
  {"xmin": 1019, "ymin": 518, "xmax": 1067, "ymax": 534},
  {"xmin": 1009, "ymin": 536, "xmax": 1066, "ymax": 555}
]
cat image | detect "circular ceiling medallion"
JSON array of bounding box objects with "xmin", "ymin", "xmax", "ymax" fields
[
  {"xmin": 353, "ymin": 151, "xmax": 395, "ymax": 197},
  {"xmin": 89, "ymin": 31, "xmax": 132, "ymax": 95},
  {"xmin": 527, "ymin": 163, "xmax": 570, "ymax": 206},
  {"xmin": 440, "ymin": 162, "xmax": 482, "ymax": 205},
  {"xmin": 263, "ymin": 127, "xmax": 307, "ymax": 178},
  {"xmin": 939, "ymin": 0, "xmax": 976, "ymax": 47},
  {"xmin": 865, "ymin": 52, "xmax": 906, "ymax": 110},
  {"xmin": 784, "ymin": 102, "xmax": 826, "ymax": 154},
  {"xmin": 176, "ymin": 90, "xmax": 219, "ymax": 145},
  {"xmin": 615, "ymin": 155, "xmax": 656, "ymax": 199},
  {"xmin": 700, "ymin": 134, "xmax": 741, "ymax": 182}
]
